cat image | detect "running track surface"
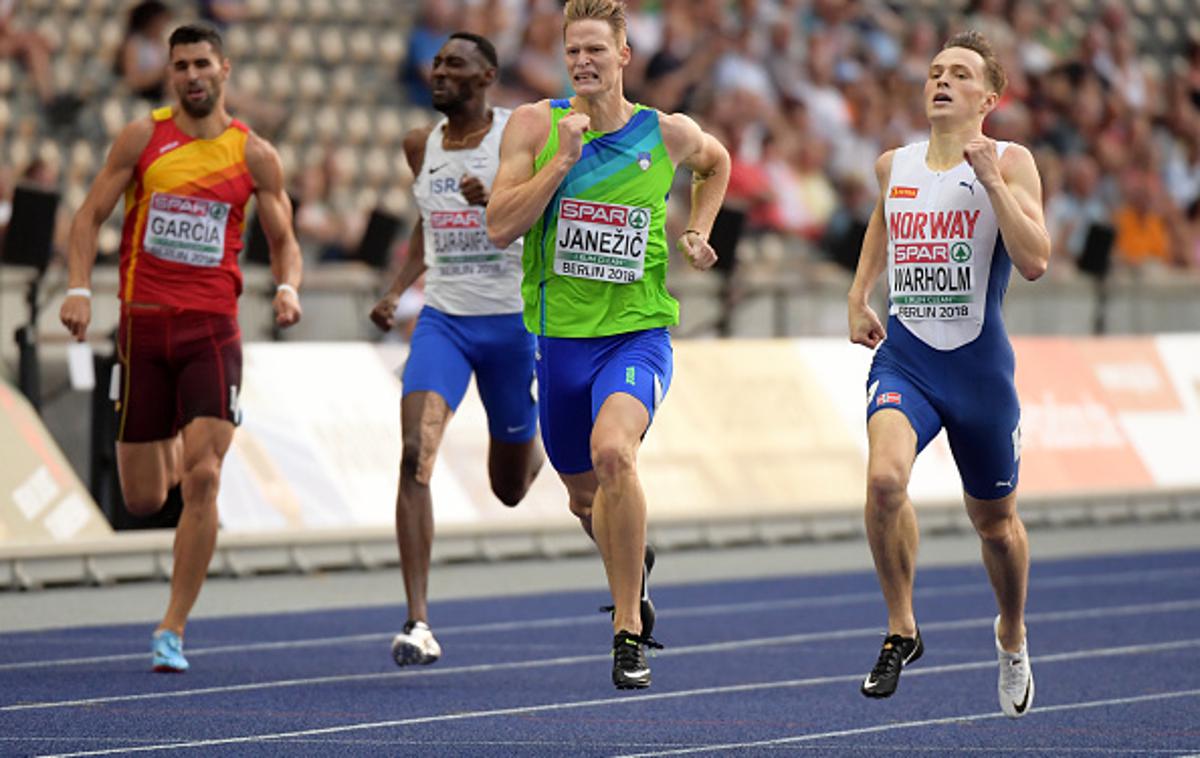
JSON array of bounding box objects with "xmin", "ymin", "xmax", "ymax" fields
[{"xmin": 2, "ymin": 549, "xmax": 1198, "ymax": 757}]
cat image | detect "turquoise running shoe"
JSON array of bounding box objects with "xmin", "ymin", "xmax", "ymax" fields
[{"xmin": 151, "ymin": 629, "xmax": 189, "ymax": 672}]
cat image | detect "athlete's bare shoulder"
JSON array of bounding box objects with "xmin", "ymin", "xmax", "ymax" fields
[
  {"xmin": 998, "ymin": 141, "xmax": 1036, "ymax": 172},
  {"xmin": 874, "ymin": 149, "xmax": 897, "ymax": 192},
  {"xmin": 504, "ymin": 100, "xmax": 553, "ymax": 150},
  {"xmin": 402, "ymin": 124, "xmax": 435, "ymax": 175},
  {"xmin": 656, "ymin": 110, "xmax": 713, "ymax": 168},
  {"xmin": 655, "ymin": 110, "xmax": 701, "ymax": 140},
  {"xmin": 108, "ymin": 116, "xmax": 157, "ymax": 167},
  {"xmin": 243, "ymin": 131, "xmax": 282, "ymax": 171},
  {"xmin": 243, "ymin": 132, "xmax": 286, "ymax": 189}
]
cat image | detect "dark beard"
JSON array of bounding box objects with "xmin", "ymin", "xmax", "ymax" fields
[
  {"xmin": 433, "ymin": 96, "xmax": 465, "ymax": 116},
  {"xmin": 179, "ymin": 94, "xmax": 216, "ymax": 118}
]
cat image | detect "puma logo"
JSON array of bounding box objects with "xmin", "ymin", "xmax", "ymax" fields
[{"xmin": 959, "ymin": 180, "xmax": 977, "ymax": 195}]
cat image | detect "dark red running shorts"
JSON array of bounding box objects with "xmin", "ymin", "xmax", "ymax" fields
[{"xmin": 113, "ymin": 306, "xmax": 242, "ymax": 443}]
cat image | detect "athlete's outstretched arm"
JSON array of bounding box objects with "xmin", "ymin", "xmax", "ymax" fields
[
  {"xmin": 370, "ymin": 128, "xmax": 430, "ymax": 332},
  {"xmin": 661, "ymin": 112, "xmax": 731, "ymax": 270},
  {"xmin": 247, "ymin": 134, "xmax": 303, "ymax": 327},
  {"xmin": 59, "ymin": 118, "xmax": 154, "ymax": 341},
  {"xmin": 847, "ymin": 150, "xmax": 895, "ymax": 349},
  {"xmin": 964, "ymin": 139, "xmax": 1050, "ymax": 281},
  {"xmin": 487, "ymin": 101, "xmax": 580, "ymax": 249}
]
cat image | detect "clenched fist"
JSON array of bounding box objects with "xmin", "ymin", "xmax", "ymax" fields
[
  {"xmin": 963, "ymin": 137, "xmax": 1002, "ymax": 190},
  {"xmin": 677, "ymin": 230, "xmax": 717, "ymax": 271}
]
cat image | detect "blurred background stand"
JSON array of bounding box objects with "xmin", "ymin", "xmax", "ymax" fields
[{"xmin": 1, "ymin": 184, "xmax": 59, "ymax": 413}]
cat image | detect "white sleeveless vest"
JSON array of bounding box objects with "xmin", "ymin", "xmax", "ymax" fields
[
  {"xmin": 412, "ymin": 108, "xmax": 523, "ymax": 315},
  {"xmin": 884, "ymin": 139, "xmax": 1010, "ymax": 350}
]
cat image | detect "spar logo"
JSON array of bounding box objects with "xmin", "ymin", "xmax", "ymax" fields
[
  {"xmin": 430, "ymin": 210, "xmax": 481, "ymax": 229},
  {"xmin": 152, "ymin": 194, "xmax": 218, "ymax": 217},
  {"xmin": 895, "ymin": 242, "xmax": 949, "ymax": 264},
  {"xmin": 889, "ymin": 186, "xmax": 919, "ymax": 199},
  {"xmin": 560, "ymin": 198, "xmax": 634, "ymax": 226},
  {"xmin": 950, "ymin": 241, "xmax": 972, "ymax": 262}
]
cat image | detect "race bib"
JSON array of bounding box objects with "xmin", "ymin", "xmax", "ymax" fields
[
  {"xmin": 428, "ymin": 208, "xmax": 505, "ymax": 277},
  {"xmin": 554, "ymin": 198, "xmax": 648, "ymax": 284},
  {"xmin": 143, "ymin": 193, "xmax": 230, "ymax": 268},
  {"xmin": 889, "ymin": 210, "xmax": 979, "ymax": 321}
]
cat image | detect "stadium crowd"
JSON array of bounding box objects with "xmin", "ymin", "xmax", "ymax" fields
[{"xmin": 1, "ymin": 0, "xmax": 1198, "ymax": 290}]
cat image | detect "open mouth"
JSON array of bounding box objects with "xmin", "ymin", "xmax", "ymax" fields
[
  {"xmin": 932, "ymin": 93, "xmax": 952, "ymax": 104},
  {"xmin": 573, "ymin": 72, "xmax": 599, "ymax": 85}
]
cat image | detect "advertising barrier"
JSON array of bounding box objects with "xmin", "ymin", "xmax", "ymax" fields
[{"xmin": 5, "ymin": 335, "xmax": 1198, "ymax": 564}]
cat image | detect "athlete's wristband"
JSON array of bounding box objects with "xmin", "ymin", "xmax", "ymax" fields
[
  {"xmin": 682, "ymin": 229, "xmax": 707, "ymax": 241},
  {"xmin": 276, "ymin": 283, "xmax": 299, "ymax": 298},
  {"xmin": 66, "ymin": 287, "xmax": 92, "ymax": 299}
]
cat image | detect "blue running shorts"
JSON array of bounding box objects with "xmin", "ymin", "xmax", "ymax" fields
[
  {"xmin": 866, "ymin": 317, "xmax": 1021, "ymax": 500},
  {"xmin": 536, "ymin": 327, "xmax": 673, "ymax": 475},
  {"xmin": 401, "ymin": 306, "xmax": 537, "ymax": 443}
]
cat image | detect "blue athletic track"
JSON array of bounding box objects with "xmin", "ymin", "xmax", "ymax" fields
[{"xmin": 2, "ymin": 549, "xmax": 1198, "ymax": 756}]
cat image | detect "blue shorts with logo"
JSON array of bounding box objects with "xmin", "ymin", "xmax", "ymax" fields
[
  {"xmin": 401, "ymin": 306, "xmax": 537, "ymax": 443},
  {"xmin": 866, "ymin": 316, "xmax": 1021, "ymax": 500},
  {"xmin": 536, "ymin": 327, "xmax": 673, "ymax": 475}
]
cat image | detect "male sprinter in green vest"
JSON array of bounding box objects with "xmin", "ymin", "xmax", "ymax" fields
[{"xmin": 488, "ymin": 0, "xmax": 729, "ymax": 689}]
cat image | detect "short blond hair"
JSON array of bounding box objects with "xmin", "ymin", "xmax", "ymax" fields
[
  {"xmin": 563, "ymin": 0, "xmax": 627, "ymax": 45},
  {"xmin": 943, "ymin": 30, "xmax": 1007, "ymax": 95}
]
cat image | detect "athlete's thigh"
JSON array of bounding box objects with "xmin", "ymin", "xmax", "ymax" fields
[
  {"xmin": 114, "ymin": 312, "xmax": 176, "ymax": 443},
  {"xmin": 559, "ymin": 468, "xmax": 599, "ymax": 515},
  {"xmin": 400, "ymin": 390, "xmax": 453, "ymax": 483},
  {"xmin": 401, "ymin": 307, "xmax": 473, "ymax": 411},
  {"xmin": 944, "ymin": 374, "xmax": 1022, "ymax": 501},
  {"xmin": 471, "ymin": 314, "xmax": 538, "ymax": 444},
  {"xmin": 536, "ymin": 335, "xmax": 596, "ymax": 475},
  {"xmin": 865, "ymin": 365, "xmax": 942, "ymax": 456},
  {"xmin": 179, "ymin": 415, "xmax": 237, "ymax": 469},
  {"xmin": 590, "ymin": 328, "xmax": 673, "ymax": 431},
  {"xmin": 116, "ymin": 437, "xmax": 180, "ymax": 506},
  {"xmin": 174, "ymin": 311, "xmax": 243, "ymax": 429}
]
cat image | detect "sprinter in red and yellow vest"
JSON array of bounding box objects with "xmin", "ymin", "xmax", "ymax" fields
[{"xmin": 60, "ymin": 23, "xmax": 302, "ymax": 673}]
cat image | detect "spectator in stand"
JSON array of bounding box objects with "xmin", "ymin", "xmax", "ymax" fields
[
  {"xmin": 0, "ymin": 0, "xmax": 81, "ymax": 125},
  {"xmin": 1186, "ymin": 198, "xmax": 1200, "ymax": 269},
  {"xmin": 195, "ymin": 0, "xmax": 251, "ymax": 28},
  {"xmin": 294, "ymin": 151, "xmax": 365, "ymax": 263},
  {"xmin": 505, "ymin": 3, "xmax": 572, "ymax": 103},
  {"xmin": 642, "ymin": 8, "xmax": 726, "ymax": 113},
  {"xmin": 401, "ymin": 0, "xmax": 454, "ymax": 107},
  {"xmin": 1113, "ymin": 170, "xmax": 1173, "ymax": 268},
  {"xmin": 116, "ymin": 1, "xmax": 172, "ymax": 102},
  {"xmin": 1044, "ymin": 153, "xmax": 1107, "ymax": 268}
]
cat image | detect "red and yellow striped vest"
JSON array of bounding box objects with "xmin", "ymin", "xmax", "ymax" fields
[{"xmin": 118, "ymin": 107, "xmax": 255, "ymax": 315}]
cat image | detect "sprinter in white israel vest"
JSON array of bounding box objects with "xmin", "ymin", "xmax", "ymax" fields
[
  {"xmin": 846, "ymin": 31, "xmax": 1050, "ymax": 717},
  {"xmin": 369, "ymin": 32, "xmax": 543, "ymax": 668}
]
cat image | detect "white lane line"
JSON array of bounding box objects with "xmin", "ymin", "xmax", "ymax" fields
[
  {"xmin": 5, "ymin": 599, "xmax": 1199, "ymax": 713},
  {"xmin": 615, "ymin": 688, "xmax": 1200, "ymax": 757},
  {"xmin": 33, "ymin": 643, "xmax": 1200, "ymax": 758},
  {"xmin": 2, "ymin": 565, "xmax": 1196, "ymax": 672}
]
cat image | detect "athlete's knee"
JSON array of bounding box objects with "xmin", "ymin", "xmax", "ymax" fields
[
  {"xmin": 400, "ymin": 438, "xmax": 436, "ymax": 486},
  {"xmin": 182, "ymin": 458, "xmax": 222, "ymax": 502},
  {"xmin": 973, "ymin": 510, "xmax": 1020, "ymax": 548},
  {"xmin": 122, "ymin": 484, "xmax": 167, "ymax": 517},
  {"xmin": 590, "ymin": 440, "xmax": 636, "ymax": 483},
  {"xmin": 489, "ymin": 479, "xmax": 528, "ymax": 508},
  {"xmin": 866, "ymin": 462, "xmax": 910, "ymax": 511},
  {"xmin": 568, "ymin": 496, "xmax": 593, "ymax": 522}
]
